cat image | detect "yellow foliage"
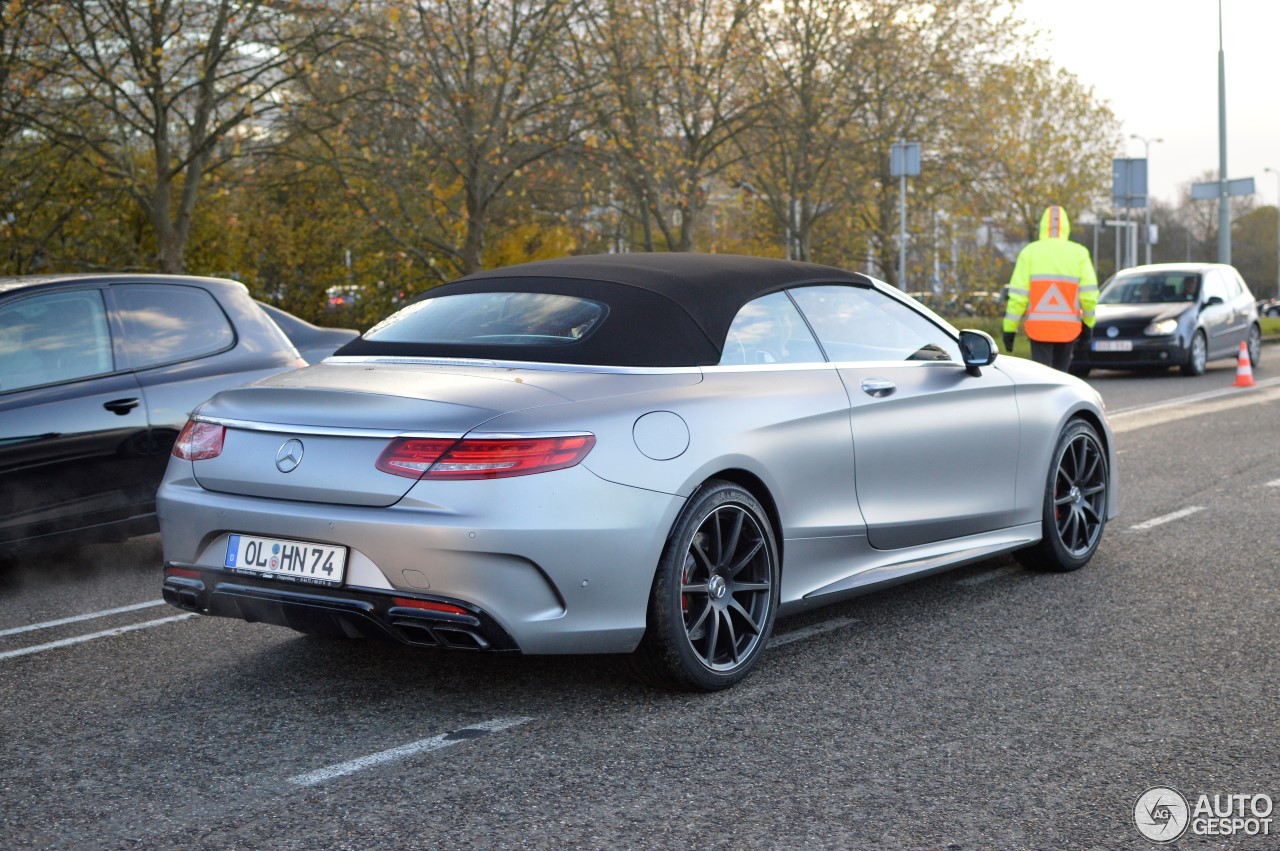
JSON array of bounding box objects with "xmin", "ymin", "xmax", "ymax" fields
[{"xmin": 484, "ymin": 222, "xmax": 577, "ymax": 269}]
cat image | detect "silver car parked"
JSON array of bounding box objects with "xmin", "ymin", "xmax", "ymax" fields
[{"xmin": 159, "ymin": 254, "xmax": 1118, "ymax": 691}]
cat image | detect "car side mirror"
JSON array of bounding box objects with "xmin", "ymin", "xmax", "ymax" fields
[
  {"xmin": 958, "ymin": 329, "xmax": 997, "ymax": 376},
  {"xmin": 1202, "ymin": 295, "xmax": 1224, "ymax": 309}
]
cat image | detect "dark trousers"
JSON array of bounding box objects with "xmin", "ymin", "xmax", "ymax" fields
[{"xmin": 1030, "ymin": 339, "xmax": 1076, "ymax": 372}]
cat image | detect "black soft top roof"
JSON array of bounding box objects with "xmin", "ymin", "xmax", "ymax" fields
[{"xmin": 336, "ymin": 253, "xmax": 872, "ymax": 367}]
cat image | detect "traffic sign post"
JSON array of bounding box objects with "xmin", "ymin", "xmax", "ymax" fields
[
  {"xmin": 891, "ymin": 141, "xmax": 921, "ymax": 288},
  {"xmin": 1112, "ymin": 158, "xmax": 1148, "ymax": 269}
]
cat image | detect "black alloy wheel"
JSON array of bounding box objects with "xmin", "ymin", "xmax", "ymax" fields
[
  {"xmin": 1016, "ymin": 419, "xmax": 1107, "ymax": 572},
  {"xmin": 629, "ymin": 481, "xmax": 779, "ymax": 691}
]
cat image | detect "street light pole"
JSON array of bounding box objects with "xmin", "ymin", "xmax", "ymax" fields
[
  {"xmin": 1217, "ymin": 0, "xmax": 1231, "ymax": 264},
  {"xmin": 1265, "ymin": 167, "xmax": 1280, "ymax": 298},
  {"xmin": 1130, "ymin": 134, "xmax": 1163, "ymax": 264}
]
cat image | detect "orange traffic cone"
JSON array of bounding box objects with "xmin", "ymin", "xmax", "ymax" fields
[{"xmin": 1233, "ymin": 340, "xmax": 1256, "ymax": 388}]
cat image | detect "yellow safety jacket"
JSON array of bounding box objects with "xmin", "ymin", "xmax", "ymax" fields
[{"xmin": 1003, "ymin": 205, "xmax": 1098, "ymax": 343}]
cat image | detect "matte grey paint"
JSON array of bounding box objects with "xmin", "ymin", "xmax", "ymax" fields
[{"xmin": 157, "ymin": 276, "xmax": 1118, "ymax": 655}]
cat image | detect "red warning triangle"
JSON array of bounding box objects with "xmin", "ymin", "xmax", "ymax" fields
[{"xmin": 1032, "ymin": 283, "xmax": 1074, "ymax": 315}]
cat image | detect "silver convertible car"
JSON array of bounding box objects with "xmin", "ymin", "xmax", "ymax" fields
[{"xmin": 159, "ymin": 254, "xmax": 1117, "ymax": 691}]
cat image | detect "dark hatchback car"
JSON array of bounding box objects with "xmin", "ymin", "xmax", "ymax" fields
[
  {"xmin": 1071, "ymin": 263, "xmax": 1261, "ymax": 377},
  {"xmin": 0, "ymin": 275, "xmax": 329, "ymax": 554}
]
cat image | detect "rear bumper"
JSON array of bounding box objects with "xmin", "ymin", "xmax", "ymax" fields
[
  {"xmin": 157, "ymin": 462, "xmax": 685, "ymax": 654},
  {"xmin": 163, "ymin": 568, "xmax": 518, "ymax": 650}
]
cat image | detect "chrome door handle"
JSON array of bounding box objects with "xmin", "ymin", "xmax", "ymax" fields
[{"xmin": 860, "ymin": 378, "xmax": 896, "ymax": 398}]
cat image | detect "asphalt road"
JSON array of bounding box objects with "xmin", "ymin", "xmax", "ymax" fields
[{"xmin": 2, "ymin": 356, "xmax": 1278, "ymax": 850}]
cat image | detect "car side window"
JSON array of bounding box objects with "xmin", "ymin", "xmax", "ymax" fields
[
  {"xmin": 1202, "ymin": 272, "xmax": 1228, "ymax": 303},
  {"xmin": 114, "ymin": 284, "xmax": 235, "ymax": 369},
  {"xmin": 1230, "ymin": 269, "xmax": 1252, "ymax": 298},
  {"xmin": 789, "ymin": 285, "xmax": 961, "ymax": 363},
  {"xmin": 718, "ymin": 291, "xmax": 825, "ymax": 365},
  {"xmin": 1222, "ymin": 271, "xmax": 1243, "ymax": 299},
  {"xmin": 0, "ymin": 290, "xmax": 114, "ymax": 392}
]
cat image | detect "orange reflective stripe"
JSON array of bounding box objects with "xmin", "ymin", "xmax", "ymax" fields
[{"xmin": 1024, "ymin": 278, "xmax": 1082, "ymax": 342}]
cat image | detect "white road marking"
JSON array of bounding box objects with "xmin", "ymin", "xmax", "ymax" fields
[
  {"xmin": 1267, "ymin": 479, "xmax": 1280, "ymax": 488},
  {"xmin": 955, "ymin": 566, "xmax": 1020, "ymax": 587},
  {"xmin": 0, "ymin": 599, "xmax": 167, "ymax": 638},
  {"xmin": 1129, "ymin": 506, "xmax": 1205, "ymax": 531},
  {"xmin": 0, "ymin": 613, "xmax": 196, "ymax": 661},
  {"xmin": 289, "ymin": 717, "xmax": 533, "ymax": 787},
  {"xmin": 1108, "ymin": 382, "xmax": 1280, "ymax": 434},
  {"xmin": 770, "ymin": 616, "xmax": 858, "ymax": 648}
]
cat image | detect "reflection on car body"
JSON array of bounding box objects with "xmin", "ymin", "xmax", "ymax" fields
[{"xmin": 157, "ymin": 254, "xmax": 1118, "ymax": 691}]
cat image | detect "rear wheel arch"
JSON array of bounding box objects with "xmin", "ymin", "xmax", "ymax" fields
[
  {"xmin": 629, "ymin": 477, "xmax": 781, "ymax": 690},
  {"xmin": 702, "ymin": 468, "xmax": 784, "ymax": 571}
]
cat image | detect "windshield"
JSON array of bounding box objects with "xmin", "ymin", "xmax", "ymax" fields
[
  {"xmin": 364, "ymin": 292, "xmax": 607, "ymax": 346},
  {"xmin": 1099, "ymin": 273, "xmax": 1200, "ymax": 305}
]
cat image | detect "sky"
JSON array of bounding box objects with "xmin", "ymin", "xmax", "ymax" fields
[{"xmin": 1016, "ymin": 0, "xmax": 1280, "ymax": 208}]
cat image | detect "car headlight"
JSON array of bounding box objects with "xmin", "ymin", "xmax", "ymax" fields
[{"xmin": 1144, "ymin": 318, "xmax": 1178, "ymax": 336}]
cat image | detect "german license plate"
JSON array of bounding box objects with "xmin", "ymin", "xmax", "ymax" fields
[
  {"xmin": 224, "ymin": 533, "xmax": 346, "ymax": 586},
  {"xmin": 1093, "ymin": 339, "xmax": 1133, "ymax": 352}
]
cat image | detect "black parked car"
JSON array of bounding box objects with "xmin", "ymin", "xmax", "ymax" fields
[
  {"xmin": 0, "ymin": 274, "xmax": 349, "ymax": 554},
  {"xmin": 1071, "ymin": 263, "xmax": 1261, "ymax": 378}
]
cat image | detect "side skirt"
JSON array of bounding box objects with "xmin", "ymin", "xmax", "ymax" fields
[{"xmin": 778, "ymin": 522, "xmax": 1040, "ymax": 615}]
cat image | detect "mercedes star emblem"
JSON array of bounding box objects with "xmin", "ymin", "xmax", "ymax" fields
[{"xmin": 275, "ymin": 439, "xmax": 304, "ymax": 473}]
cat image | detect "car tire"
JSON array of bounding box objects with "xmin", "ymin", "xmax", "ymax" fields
[
  {"xmin": 1248, "ymin": 323, "xmax": 1262, "ymax": 368},
  {"xmin": 1180, "ymin": 330, "xmax": 1207, "ymax": 376},
  {"xmin": 628, "ymin": 480, "xmax": 780, "ymax": 692},
  {"xmin": 1015, "ymin": 418, "xmax": 1107, "ymax": 573}
]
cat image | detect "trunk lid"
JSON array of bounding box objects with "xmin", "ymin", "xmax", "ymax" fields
[
  {"xmin": 189, "ymin": 362, "xmax": 573, "ymax": 507},
  {"xmin": 188, "ymin": 360, "xmax": 700, "ymax": 507}
]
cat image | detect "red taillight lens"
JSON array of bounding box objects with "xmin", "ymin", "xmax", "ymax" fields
[
  {"xmin": 375, "ymin": 434, "xmax": 595, "ymax": 481},
  {"xmin": 429, "ymin": 435, "xmax": 595, "ymax": 480},
  {"xmin": 173, "ymin": 420, "xmax": 225, "ymax": 461},
  {"xmin": 375, "ymin": 437, "xmax": 456, "ymax": 478}
]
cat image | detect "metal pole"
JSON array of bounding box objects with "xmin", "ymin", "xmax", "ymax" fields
[
  {"xmin": 1130, "ymin": 135, "xmax": 1163, "ymax": 264},
  {"xmin": 899, "ymin": 171, "xmax": 907, "ymax": 287},
  {"xmin": 1120, "ymin": 208, "xmax": 1129, "ymax": 269},
  {"xmin": 1217, "ymin": 0, "xmax": 1231, "ymax": 264},
  {"xmin": 1269, "ymin": 167, "xmax": 1280, "ymax": 298}
]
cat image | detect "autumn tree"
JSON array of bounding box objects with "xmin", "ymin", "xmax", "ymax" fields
[
  {"xmin": 829, "ymin": 0, "xmax": 1024, "ymax": 285},
  {"xmin": 958, "ymin": 56, "xmax": 1119, "ymax": 244},
  {"xmin": 579, "ymin": 0, "xmax": 761, "ymax": 252},
  {"xmin": 732, "ymin": 0, "xmax": 869, "ymax": 261},
  {"xmin": 290, "ymin": 0, "xmax": 587, "ymax": 281},
  {"xmin": 17, "ymin": 0, "xmax": 353, "ymax": 273}
]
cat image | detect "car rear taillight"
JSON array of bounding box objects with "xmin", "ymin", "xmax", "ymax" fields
[
  {"xmin": 173, "ymin": 420, "xmax": 225, "ymax": 461},
  {"xmin": 375, "ymin": 438, "xmax": 456, "ymax": 478},
  {"xmin": 375, "ymin": 434, "xmax": 595, "ymax": 480}
]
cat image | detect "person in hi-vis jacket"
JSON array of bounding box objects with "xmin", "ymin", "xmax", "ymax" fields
[{"xmin": 1002, "ymin": 205, "xmax": 1099, "ymax": 372}]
